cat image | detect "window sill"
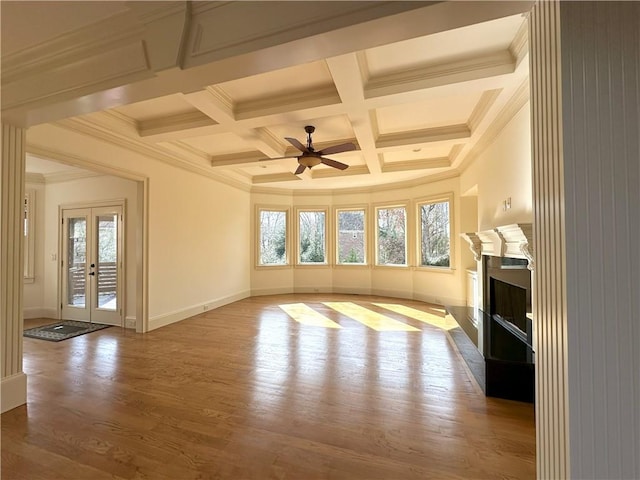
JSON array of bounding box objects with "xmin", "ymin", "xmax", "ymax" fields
[{"xmin": 24, "ymin": 277, "xmax": 35, "ymax": 284}]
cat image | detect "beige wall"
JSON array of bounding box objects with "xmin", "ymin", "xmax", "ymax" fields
[
  {"xmin": 27, "ymin": 123, "xmax": 252, "ymax": 331},
  {"xmin": 460, "ymin": 102, "xmax": 533, "ymax": 231},
  {"xmin": 23, "ymin": 182, "xmax": 45, "ymax": 317}
]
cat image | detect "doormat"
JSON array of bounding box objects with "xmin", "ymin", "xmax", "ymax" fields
[{"xmin": 23, "ymin": 320, "xmax": 111, "ymax": 342}]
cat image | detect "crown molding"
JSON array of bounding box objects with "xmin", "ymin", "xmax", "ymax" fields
[
  {"xmin": 458, "ymin": 79, "xmax": 530, "ymax": 173},
  {"xmin": 252, "ymin": 173, "xmax": 302, "ymax": 184},
  {"xmin": 509, "ymin": 19, "xmax": 529, "ymax": 67},
  {"xmin": 211, "ymin": 151, "xmax": 269, "ymax": 168},
  {"xmin": 311, "ymin": 165, "xmax": 370, "ymax": 179},
  {"xmin": 467, "ymin": 89, "xmax": 503, "ymax": 133},
  {"xmin": 380, "ymin": 156, "xmax": 450, "ymax": 173},
  {"xmin": 53, "ymin": 118, "xmax": 251, "ymax": 193},
  {"xmin": 43, "ymin": 170, "xmax": 104, "ymax": 184},
  {"xmin": 376, "ymin": 124, "xmax": 470, "ymax": 150},
  {"xmin": 25, "ymin": 173, "xmax": 45, "ymax": 184},
  {"xmin": 234, "ymin": 86, "xmax": 342, "ymax": 121},
  {"xmin": 365, "ymin": 50, "xmax": 515, "ymax": 99},
  {"xmin": 26, "ymin": 144, "xmax": 147, "ymax": 182},
  {"xmin": 139, "ymin": 111, "xmax": 217, "ymax": 137}
]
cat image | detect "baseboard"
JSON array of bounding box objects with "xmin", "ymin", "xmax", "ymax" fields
[
  {"xmin": 332, "ymin": 286, "xmax": 372, "ymax": 295},
  {"xmin": 413, "ymin": 292, "xmax": 464, "ymax": 307},
  {"xmin": 125, "ymin": 316, "xmax": 136, "ymax": 329},
  {"xmin": 23, "ymin": 307, "xmax": 57, "ymax": 319},
  {"xmin": 370, "ymin": 288, "xmax": 414, "ymax": 300},
  {"xmin": 250, "ymin": 287, "xmax": 293, "ymax": 297},
  {"xmin": 148, "ymin": 290, "xmax": 251, "ymax": 331},
  {"xmin": 1, "ymin": 373, "xmax": 27, "ymax": 413},
  {"xmin": 293, "ymin": 286, "xmax": 333, "ymax": 294}
]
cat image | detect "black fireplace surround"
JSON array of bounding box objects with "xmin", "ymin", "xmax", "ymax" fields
[{"xmin": 483, "ymin": 255, "xmax": 535, "ymax": 402}]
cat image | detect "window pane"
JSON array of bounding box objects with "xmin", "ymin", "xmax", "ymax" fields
[
  {"xmin": 259, "ymin": 210, "xmax": 287, "ymax": 265},
  {"xmin": 299, "ymin": 211, "xmax": 326, "ymax": 263},
  {"xmin": 337, "ymin": 210, "xmax": 365, "ymax": 264},
  {"xmin": 420, "ymin": 201, "xmax": 450, "ymax": 267},
  {"xmin": 377, "ymin": 207, "xmax": 406, "ymax": 265}
]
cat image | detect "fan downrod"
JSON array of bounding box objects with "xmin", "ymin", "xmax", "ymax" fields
[{"xmin": 304, "ymin": 125, "xmax": 316, "ymax": 151}]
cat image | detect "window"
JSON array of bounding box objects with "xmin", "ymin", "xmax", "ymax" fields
[
  {"xmin": 376, "ymin": 206, "xmax": 406, "ymax": 266},
  {"xmin": 298, "ymin": 210, "xmax": 326, "ymax": 264},
  {"xmin": 419, "ymin": 199, "xmax": 451, "ymax": 268},
  {"xmin": 258, "ymin": 209, "xmax": 288, "ymax": 265},
  {"xmin": 24, "ymin": 190, "xmax": 35, "ymax": 282},
  {"xmin": 336, "ymin": 208, "xmax": 366, "ymax": 264}
]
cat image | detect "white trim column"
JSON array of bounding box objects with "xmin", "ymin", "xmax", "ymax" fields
[
  {"xmin": 1, "ymin": 123, "xmax": 27, "ymax": 413},
  {"xmin": 530, "ymin": 1, "xmax": 640, "ymax": 478}
]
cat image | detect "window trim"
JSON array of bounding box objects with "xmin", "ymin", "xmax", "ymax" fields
[
  {"xmin": 374, "ymin": 202, "xmax": 409, "ymax": 268},
  {"xmin": 255, "ymin": 205, "xmax": 291, "ymax": 268},
  {"xmin": 416, "ymin": 192, "xmax": 455, "ymax": 271},
  {"xmin": 334, "ymin": 205, "xmax": 368, "ymax": 267},
  {"xmin": 24, "ymin": 189, "xmax": 35, "ymax": 283},
  {"xmin": 295, "ymin": 207, "xmax": 329, "ymax": 266}
]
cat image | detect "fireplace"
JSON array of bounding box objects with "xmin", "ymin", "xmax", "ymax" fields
[
  {"xmin": 459, "ymin": 223, "xmax": 536, "ymax": 402},
  {"xmin": 482, "ymin": 254, "xmax": 535, "ymax": 401}
]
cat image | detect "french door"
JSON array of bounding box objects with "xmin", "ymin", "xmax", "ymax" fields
[{"xmin": 61, "ymin": 205, "xmax": 123, "ymax": 326}]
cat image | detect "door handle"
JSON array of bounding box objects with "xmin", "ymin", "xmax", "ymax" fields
[{"xmin": 88, "ymin": 271, "xmax": 95, "ymax": 276}]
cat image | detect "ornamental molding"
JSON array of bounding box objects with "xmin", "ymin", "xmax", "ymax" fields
[{"xmin": 461, "ymin": 223, "xmax": 534, "ymax": 270}]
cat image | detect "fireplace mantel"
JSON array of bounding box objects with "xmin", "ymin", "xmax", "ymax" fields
[{"xmin": 461, "ymin": 223, "xmax": 534, "ymax": 270}]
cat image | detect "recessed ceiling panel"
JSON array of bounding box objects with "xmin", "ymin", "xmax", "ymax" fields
[
  {"xmin": 113, "ymin": 94, "xmax": 196, "ymax": 121},
  {"xmin": 375, "ymin": 91, "xmax": 482, "ymax": 133},
  {"xmin": 268, "ymin": 115, "xmax": 354, "ymax": 145},
  {"xmin": 365, "ymin": 15, "xmax": 525, "ymax": 76},
  {"xmin": 383, "ymin": 145, "xmax": 452, "ymax": 163},
  {"xmin": 216, "ymin": 61, "xmax": 334, "ymax": 103}
]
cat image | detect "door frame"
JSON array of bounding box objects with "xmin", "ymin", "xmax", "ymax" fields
[{"xmin": 57, "ymin": 199, "xmax": 126, "ymax": 327}]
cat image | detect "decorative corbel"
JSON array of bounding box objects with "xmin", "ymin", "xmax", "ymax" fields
[
  {"xmin": 520, "ymin": 242, "xmax": 535, "ymax": 271},
  {"xmin": 460, "ymin": 233, "xmax": 482, "ymax": 262}
]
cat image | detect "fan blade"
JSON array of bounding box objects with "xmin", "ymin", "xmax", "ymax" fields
[
  {"xmin": 320, "ymin": 157, "xmax": 349, "ymax": 170},
  {"xmin": 317, "ymin": 142, "xmax": 356, "ymax": 156},
  {"xmin": 285, "ymin": 137, "xmax": 309, "ymax": 153},
  {"xmin": 294, "ymin": 164, "xmax": 306, "ymax": 175}
]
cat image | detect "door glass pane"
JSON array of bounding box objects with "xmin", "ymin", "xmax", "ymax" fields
[
  {"xmin": 67, "ymin": 217, "xmax": 86, "ymax": 307},
  {"xmin": 97, "ymin": 215, "xmax": 118, "ymax": 310}
]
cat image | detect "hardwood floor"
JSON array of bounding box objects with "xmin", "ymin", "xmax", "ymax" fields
[{"xmin": 2, "ymin": 294, "xmax": 536, "ymax": 479}]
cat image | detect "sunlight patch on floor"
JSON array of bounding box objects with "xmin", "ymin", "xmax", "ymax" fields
[
  {"xmin": 279, "ymin": 303, "xmax": 342, "ymax": 329},
  {"xmin": 374, "ymin": 303, "xmax": 458, "ymax": 331},
  {"xmin": 323, "ymin": 302, "xmax": 419, "ymax": 332}
]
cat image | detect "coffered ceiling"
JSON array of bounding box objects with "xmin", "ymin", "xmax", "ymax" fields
[{"xmin": 4, "ymin": 2, "xmax": 531, "ymax": 191}]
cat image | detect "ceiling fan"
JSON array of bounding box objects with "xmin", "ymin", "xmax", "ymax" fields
[{"xmin": 271, "ymin": 125, "xmax": 356, "ymax": 175}]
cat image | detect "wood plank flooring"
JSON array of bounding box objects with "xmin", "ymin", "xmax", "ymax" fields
[{"xmin": 1, "ymin": 294, "xmax": 535, "ymax": 479}]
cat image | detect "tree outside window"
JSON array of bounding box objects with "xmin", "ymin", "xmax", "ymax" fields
[
  {"xmin": 337, "ymin": 209, "xmax": 365, "ymax": 264},
  {"xmin": 419, "ymin": 200, "xmax": 450, "ymax": 267},
  {"xmin": 299, "ymin": 210, "xmax": 326, "ymax": 264},
  {"xmin": 376, "ymin": 206, "xmax": 406, "ymax": 265},
  {"xmin": 259, "ymin": 210, "xmax": 287, "ymax": 265}
]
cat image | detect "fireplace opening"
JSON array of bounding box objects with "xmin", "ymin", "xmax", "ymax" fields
[{"xmin": 490, "ymin": 278, "xmax": 529, "ymax": 342}]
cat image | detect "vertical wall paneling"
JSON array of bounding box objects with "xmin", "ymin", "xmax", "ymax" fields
[
  {"xmin": 560, "ymin": 2, "xmax": 640, "ymax": 479},
  {"xmin": 0, "ymin": 123, "xmax": 27, "ymax": 413},
  {"xmin": 531, "ymin": 1, "xmax": 640, "ymax": 478},
  {"xmin": 529, "ymin": 1, "xmax": 570, "ymax": 478}
]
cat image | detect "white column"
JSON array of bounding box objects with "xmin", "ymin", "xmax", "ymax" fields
[
  {"xmin": 1, "ymin": 123, "xmax": 27, "ymax": 413},
  {"xmin": 530, "ymin": 1, "xmax": 640, "ymax": 478}
]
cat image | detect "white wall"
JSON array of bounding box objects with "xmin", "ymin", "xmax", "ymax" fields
[
  {"xmin": 27, "ymin": 123, "xmax": 252, "ymax": 331},
  {"xmin": 460, "ymin": 102, "xmax": 532, "ymax": 231}
]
